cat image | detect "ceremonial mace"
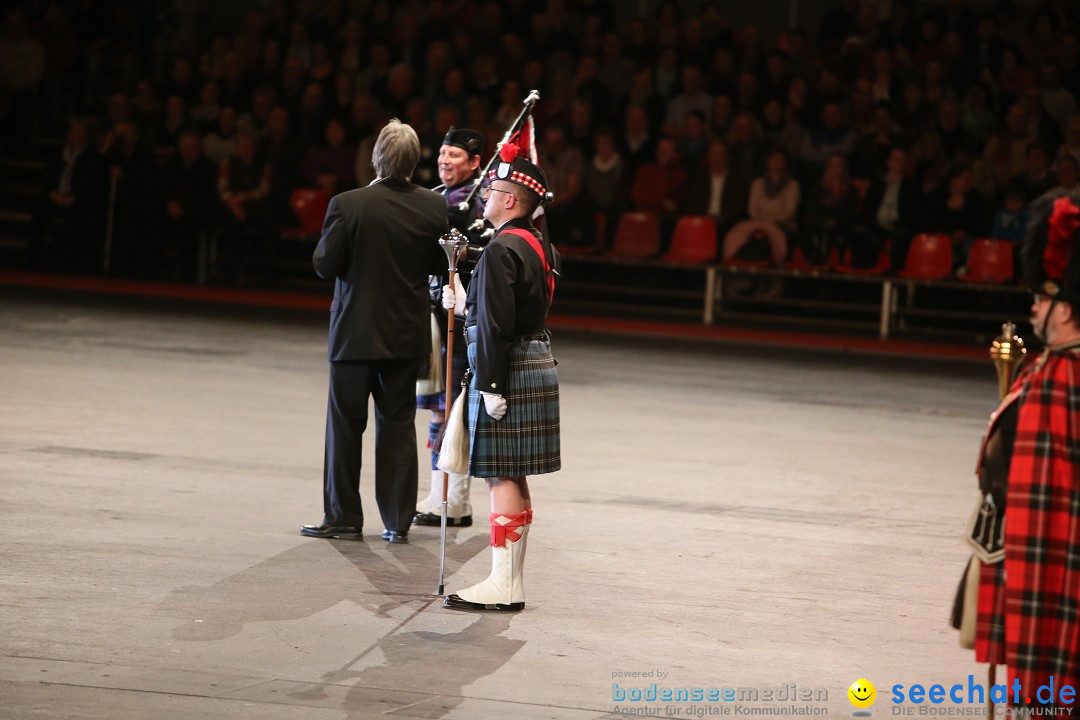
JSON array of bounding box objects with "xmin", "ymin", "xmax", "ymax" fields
[
  {"xmin": 990, "ymin": 322, "xmax": 1025, "ymax": 401},
  {"xmin": 436, "ymin": 227, "xmax": 469, "ymax": 595},
  {"xmin": 983, "ymin": 322, "xmax": 1026, "ymax": 712}
]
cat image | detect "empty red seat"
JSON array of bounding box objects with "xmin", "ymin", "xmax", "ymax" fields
[
  {"xmin": 664, "ymin": 215, "xmax": 717, "ymax": 263},
  {"xmin": 898, "ymin": 233, "xmax": 953, "ymax": 280},
  {"xmin": 962, "ymin": 238, "xmax": 1014, "ymax": 283},
  {"xmin": 609, "ymin": 212, "xmax": 660, "ymax": 258},
  {"xmin": 281, "ymin": 188, "xmax": 331, "ymax": 240}
]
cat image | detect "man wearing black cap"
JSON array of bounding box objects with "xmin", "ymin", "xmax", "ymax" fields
[
  {"xmin": 439, "ymin": 142, "xmax": 561, "ymax": 612},
  {"xmin": 969, "ymin": 193, "xmax": 1080, "ymax": 709},
  {"xmin": 414, "ymin": 127, "xmax": 487, "ymax": 530}
]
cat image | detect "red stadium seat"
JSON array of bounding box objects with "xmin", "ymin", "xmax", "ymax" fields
[
  {"xmin": 663, "ymin": 215, "xmax": 717, "ymax": 263},
  {"xmin": 280, "ymin": 188, "xmax": 330, "ymax": 240},
  {"xmin": 961, "ymin": 238, "xmax": 1014, "ymax": 283},
  {"xmin": 898, "ymin": 233, "xmax": 953, "ymax": 280},
  {"xmin": 609, "ymin": 212, "xmax": 660, "ymax": 258}
]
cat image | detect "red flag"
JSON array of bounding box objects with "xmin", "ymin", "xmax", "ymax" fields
[{"xmin": 507, "ymin": 114, "xmax": 544, "ymax": 222}]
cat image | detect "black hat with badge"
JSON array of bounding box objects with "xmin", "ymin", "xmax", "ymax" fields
[
  {"xmin": 1024, "ymin": 192, "xmax": 1080, "ymax": 311},
  {"xmin": 487, "ymin": 142, "xmax": 553, "ymax": 205},
  {"xmin": 442, "ymin": 127, "xmax": 484, "ymax": 158}
]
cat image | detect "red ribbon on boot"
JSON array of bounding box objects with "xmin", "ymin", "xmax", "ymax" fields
[{"xmin": 489, "ymin": 511, "xmax": 529, "ymax": 547}]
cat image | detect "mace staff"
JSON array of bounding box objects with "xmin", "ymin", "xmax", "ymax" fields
[{"xmin": 435, "ymin": 228, "xmax": 469, "ymax": 595}]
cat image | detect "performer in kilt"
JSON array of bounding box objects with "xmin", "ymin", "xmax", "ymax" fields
[
  {"xmin": 439, "ymin": 143, "xmax": 561, "ymax": 612},
  {"xmin": 974, "ymin": 193, "xmax": 1080, "ymax": 709},
  {"xmin": 414, "ymin": 128, "xmax": 487, "ymax": 529}
]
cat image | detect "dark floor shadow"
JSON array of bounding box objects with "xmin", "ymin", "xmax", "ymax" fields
[
  {"xmin": 284, "ymin": 536, "xmax": 530, "ymax": 718},
  {"xmin": 157, "ymin": 530, "xmax": 486, "ymax": 642},
  {"xmin": 158, "ymin": 530, "xmax": 527, "ymax": 718},
  {"xmin": 328, "ymin": 534, "xmax": 489, "ymax": 619},
  {"xmin": 343, "ymin": 613, "xmax": 524, "ymax": 719}
]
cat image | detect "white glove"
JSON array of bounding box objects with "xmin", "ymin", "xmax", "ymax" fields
[
  {"xmin": 479, "ymin": 391, "xmax": 507, "ymax": 420},
  {"xmin": 441, "ymin": 274, "xmax": 466, "ymax": 316}
]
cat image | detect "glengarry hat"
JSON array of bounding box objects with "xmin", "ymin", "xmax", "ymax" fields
[
  {"xmin": 442, "ymin": 127, "xmax": 484, "ymax": 158},
  {"xmin": 487, "ymin": 142, "xmax": 552, "ymax": 204}
]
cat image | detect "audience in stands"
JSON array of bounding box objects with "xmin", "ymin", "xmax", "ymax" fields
[
  {"xmin": 723, "ymin": 146, "xmax": 799, "ymax": 265},
  {"xmin": 865, "ymin": 146, "xmax": 919, "ymax": 272},
  {"xmin": 684, "ymin": 139, "xmax": 747, "ymax": 243},
  {"xmin": 160, "ymin": 130, "xmax": 217, "ymax": 282},
  {"xmin": 921, "ymin": 161, "xmax": 987, "ymax": 270},
  {"xmin": 630, "ymin": 135, "xmax": 687, "ymax": 252},
  {"xmin": 11, "ymin": 0, "xmax": 1080, "ymax": 285},
  {"xmin": 584, "ymin": 127, "xmax": 629, "ymax": 250},
  {"xmin": 801, "ymin": 154, "xmax": 858, "ymax": 267},
  {"xmin": 989, "ymin": 182, "xmax": 1029, "ymax": 248},
  {"xmin": 38, "ymin": 119, "xmax": 101, "ymax": 272}
]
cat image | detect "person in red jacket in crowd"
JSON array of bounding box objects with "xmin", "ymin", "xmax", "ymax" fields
[{"xmin": 630, "ymin": 136, "xmax": 686, "ymax": 252}]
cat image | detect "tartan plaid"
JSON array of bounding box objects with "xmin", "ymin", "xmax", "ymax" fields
[
  {"xmin": 416, "ymin": 329, "xmax": 469, "ymax": 411},
  {"xmin": 466, "ymin": 338, "xmax": 560, "ymax": 478},
  {"xmin": 1000, "ymin": 348, "xmax": 1080, "ymax": 696},
  {"xmin": 975, "ymin": 559, "xmax": 1006, "ymax": 665}
]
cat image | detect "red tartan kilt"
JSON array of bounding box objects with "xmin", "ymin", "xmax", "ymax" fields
[{"xmin": 975, "ymin": 560, "xmax": 1006, "ymax": 665}]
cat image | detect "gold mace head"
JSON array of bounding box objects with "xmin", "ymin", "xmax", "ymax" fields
[
  {"xmin": 990, "ymin": 322, "xmax": 1025, "ymax": 362},
  {"xmin": 990, "ymin": 322, "xmax": 1026, "ymax": 399}
]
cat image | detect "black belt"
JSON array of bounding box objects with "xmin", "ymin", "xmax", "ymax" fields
[{"xmin": 464, "ymin": 326, "xmax": 548, "ymax": 345}]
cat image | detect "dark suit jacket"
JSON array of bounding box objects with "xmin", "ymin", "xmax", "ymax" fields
[
  {"xmin": 863, "ymin": 177, "xmax": 920, "ymax": 232},
  {"xmin": 682, "ymin": 169, "xmax": 749, "ymax": 232},
  {"xmin": 313, "ymin": 178, "xmax": 448, "ymax": 361},
  {"xmin": 160, "ymin": 154, "xmax": 218, "ymax": 230}
]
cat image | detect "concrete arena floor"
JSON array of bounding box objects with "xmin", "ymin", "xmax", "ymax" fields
[{"xmin": 0, "ymin": 290, "xmax": 995, "ymax": 719}]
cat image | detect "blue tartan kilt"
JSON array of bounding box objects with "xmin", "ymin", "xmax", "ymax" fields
[
  {"xmin": 466, "ymin": 337, "xmax": 560, "ymax": 478},
  {"xmin": 416, "ymin": 327, "xmax": 469, "ymax": 411}
]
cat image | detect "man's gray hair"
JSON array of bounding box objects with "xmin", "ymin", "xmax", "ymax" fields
[{"xmin": 372, "ymin": 118, "xmax": 420, "ymax": 181}]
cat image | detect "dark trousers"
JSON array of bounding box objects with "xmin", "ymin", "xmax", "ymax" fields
[{"xmin": 323, "ymin": 357, "xmax": 421, "ymax": 533}]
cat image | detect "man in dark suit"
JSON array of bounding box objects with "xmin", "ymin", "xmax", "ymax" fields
[
  {"xmin": 301, "ymin": 119, "xmax": 448, "ymax": 544},
  {"xmin": 38, "ymin": 119, "xmax": 103, "ymax": 272},
  {"xmin": 159, "ymin": 130, "xmax": 217, "ymax": 282},
  {"xmin": 683, "ymin": 139, "xmax": 748, "ymax": 242}
]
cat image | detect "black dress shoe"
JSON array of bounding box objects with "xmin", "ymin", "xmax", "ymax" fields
[
  {"xmin": 412, "ymin": 512, "xmax": 473, "ymax": 527},
  {"xmin": 381, "ymin": 530, "xmax": 409, "ymax": 544},
  {"xmin": 443, "ymin": 594, "xmax": 524, "ymax": 612},
  {"xmin": 300, "ymin": 524, "xmax": 361, "ymax": 539}
]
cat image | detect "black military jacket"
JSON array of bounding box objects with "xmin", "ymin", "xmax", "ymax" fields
[{"xmin": 464, "ymin": 216, "xmax": 559, "ymax": 393}]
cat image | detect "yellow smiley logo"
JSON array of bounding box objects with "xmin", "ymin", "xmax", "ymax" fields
[{"xmin": 848, "ymin": 678, "xmax": 876, "ymax": 709}]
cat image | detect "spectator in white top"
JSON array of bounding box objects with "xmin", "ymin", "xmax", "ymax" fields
[
  {"xmin": 723, "ymin": 147, "xmax": 800, "ymax": 265},
  {"xmin": 203, "ymin": 107, "xmax": 239, "ymax": 166}
]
